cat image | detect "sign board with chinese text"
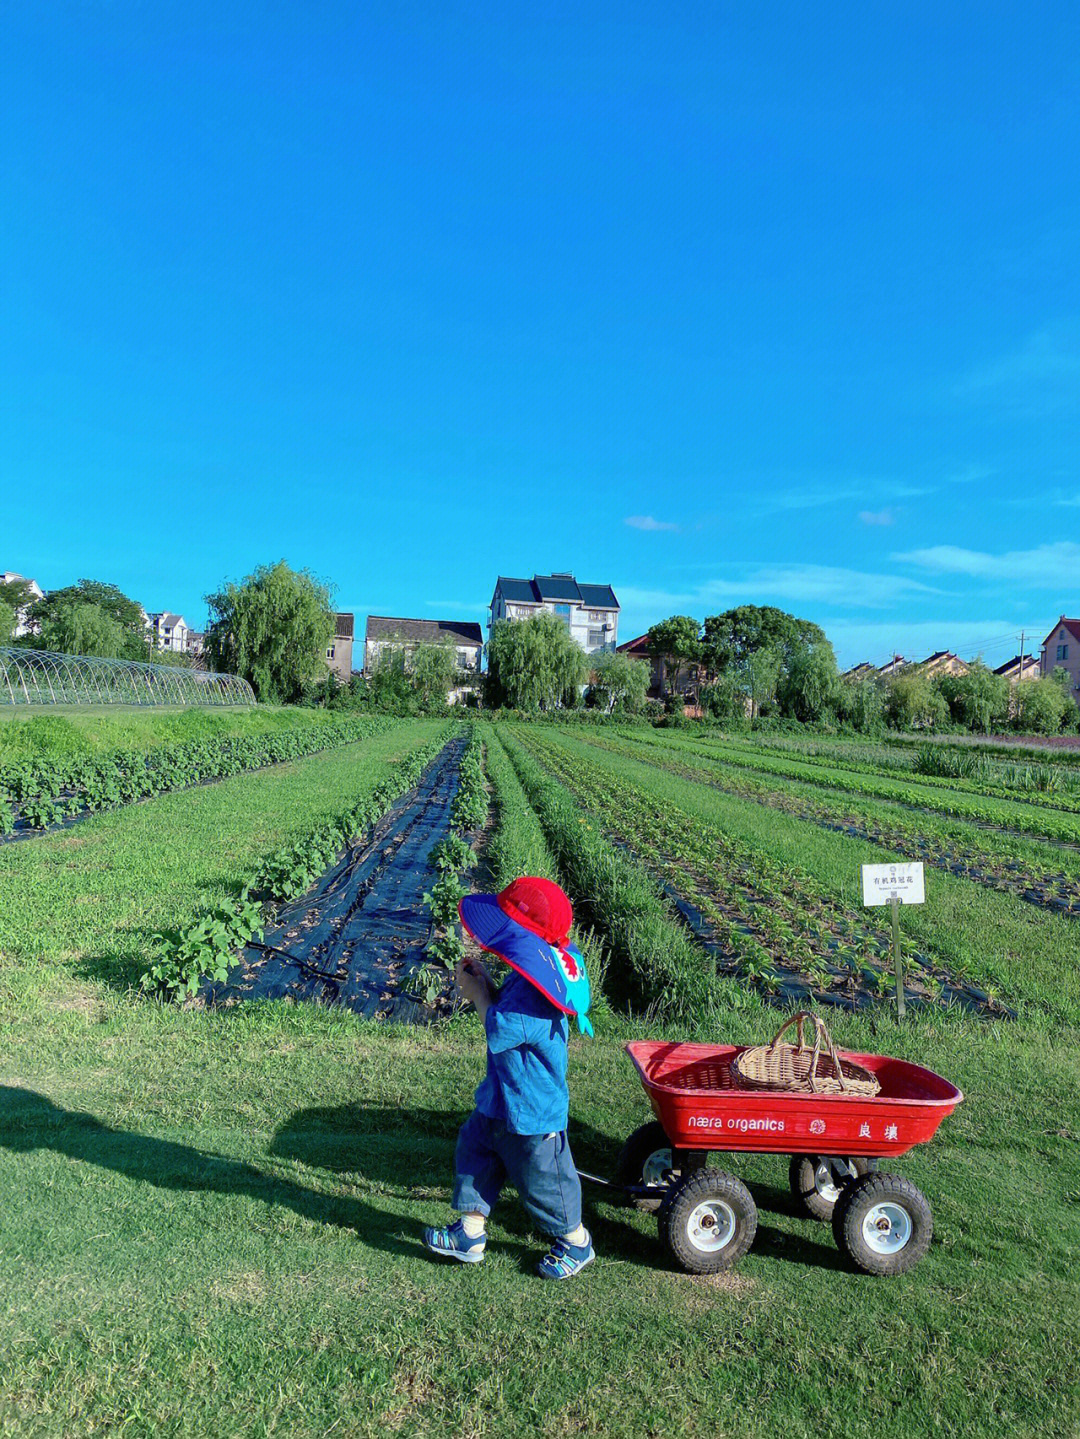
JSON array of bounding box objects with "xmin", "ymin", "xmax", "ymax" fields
[{"xmin": 861, "ymin": 862, "xmax": 925, "ymax": 907}]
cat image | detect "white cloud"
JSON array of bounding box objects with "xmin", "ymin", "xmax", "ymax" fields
[
  {"xmin": 859, "ymin": 508, "xmax": 896, "ymax": 526},
  {"xmin": 624, "ymin": 515, "xmax": 680, "ymax": 532},
  {"xmin": 761, "ymin": 482, "xmax": 929, "ymax": 513},
  {"xmin": 895, "ymin": 541, "xmax": 1080, "ymax": 588},
  {"xmin": 957, "ymin": 325, "xmax": 1080, "ymax": 410}
]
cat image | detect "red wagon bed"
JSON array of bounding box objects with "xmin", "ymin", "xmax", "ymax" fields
[{"xmin": 627, "ymin": 1040, "xmax": 963, "ymax": 1159}]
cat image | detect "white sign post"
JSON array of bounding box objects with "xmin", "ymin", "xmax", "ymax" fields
[{"xmin": 861, "ymin": 863, "xmax": 925, "ymax": 1019}]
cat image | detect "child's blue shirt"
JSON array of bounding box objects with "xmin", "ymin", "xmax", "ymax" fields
[{"xmin": 474, "ymin": 971, "xmax": 569, "ymax": 1135}]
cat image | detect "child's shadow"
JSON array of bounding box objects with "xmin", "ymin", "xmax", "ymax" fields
[{"xmin": 270, "ymin": 1103, "xmax": 664, "ymax": 1267}]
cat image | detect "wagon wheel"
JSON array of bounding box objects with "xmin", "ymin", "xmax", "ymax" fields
[
  {"xmin": 658, "ymin": 1169, "xmax": 758, "ymax": 1274},
  {"xmin": 832, "ymin": 1173, "xmax": 933, "ymax": 1276},
  {"xmin": 788, "ymin": 1155, "xmax": 878, "ymax": 1222},
  {"xmin": 614, "ymin": 1121, "xmax": 680, "ymax": 1212}
]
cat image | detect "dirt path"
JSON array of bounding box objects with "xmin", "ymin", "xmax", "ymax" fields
[{"xmin": 204, "ymin": 735, "xmax": 468, "ymax": 1019}]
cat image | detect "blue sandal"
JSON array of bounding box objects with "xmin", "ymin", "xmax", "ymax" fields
[
  {"xmin": 423, "ymin": 1219, "xmax": 486, "ymax": 1264},
  {"xmin": 537, "ymin": 1231, "xmax": 595, "ymax": 1280}
]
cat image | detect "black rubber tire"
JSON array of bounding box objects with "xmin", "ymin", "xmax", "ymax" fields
[
  {"xmin": 832, "ymin": 1172, "xmax": 934, "ymax": 1276},
  {"xmin": 614, "ymin": 1121, "xmax": 679, "ymax": 1212},
  {"xmin": 789, "ymin": 1155, "xmax": 878, "ymax": 1222},
  {"xmin": 658, "ymin": 1169, "xmax": 758, "ymax": 1274}
]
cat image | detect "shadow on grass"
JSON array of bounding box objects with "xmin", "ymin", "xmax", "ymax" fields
[
  {"xmin": 0, "ymin": 1087, "xmax": 847, "ymax": 1274},
  {"xmin": 0, "ymin": 1085, "xmax": 431, "ymax": 1261}
]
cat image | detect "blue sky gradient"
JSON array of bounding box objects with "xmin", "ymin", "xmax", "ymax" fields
[{"xmin": 3, "ymin": 2, "xmax": 1078, "ymax": 668}]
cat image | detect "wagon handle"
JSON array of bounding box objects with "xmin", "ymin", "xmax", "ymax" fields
[{"xmin": 763, "ymin": 1010, "xmax": 851, "ymax": 1093}]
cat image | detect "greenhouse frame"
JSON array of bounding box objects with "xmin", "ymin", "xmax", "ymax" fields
[{"xmin": 0, "ymin": 647, "xmax": 256, "ymax": 707}]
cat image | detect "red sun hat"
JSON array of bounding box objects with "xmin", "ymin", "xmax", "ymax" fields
[{"xmin": 495, "ymin": 876, "xmax": 573, "ymax": 947}]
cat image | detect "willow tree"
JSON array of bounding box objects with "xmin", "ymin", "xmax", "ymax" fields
[
  {"xmin": 203, "ymin": 561, "xmax": 334, "ymax": 703},
  {"xmin": 486, "ymin": 613, "xmax": 587, "ymax": 710}
]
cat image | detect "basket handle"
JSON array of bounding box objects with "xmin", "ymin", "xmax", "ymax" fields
[{"xmin": 764, "ymin": 1010, "xmax": 851, "ymax": 1093}]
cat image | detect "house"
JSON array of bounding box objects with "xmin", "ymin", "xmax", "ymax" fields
[
  {"xmin": 616, "ymin": 632, "xmax": 704, "ymax": 700},
  {"xmin": 1040, "ymin": 617, "xmax": 1080, "ymax": 700},
  {"xmin": 324, "ymin": 613, "xmax": 355, "ymax": 683},
  {"xmin": 841, "ymin": 662, "xmax": 878, "ymax": 682},
  {"xmin": 363, "ymin": 617, "xmax": 484, "ymax": 679},
  {"xmin": 0, "ymin": 571, "xmax": 44, "ymax": 638},
  {"xmin": 877, "ymin": 655, "xmax": 908, "ymax": 678},
  {"xmin": 918, "ymin": 651, "xmax": 969, "ymax": 678},
  {"xmin": 148, "ymin": 613, "xmax": 190, "ymax": 654},
  {"xmin": 993, "ymin": 654, "xmax": 1041, "ymax": 684},
  {"xmin": 489, "ymin": 574, "xmax": 619, "ymax": 656}
]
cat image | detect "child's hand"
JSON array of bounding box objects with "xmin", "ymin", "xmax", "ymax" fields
[{"xmin": 455, "ymin": 958, "xmax": 494, "ymax": 1017}]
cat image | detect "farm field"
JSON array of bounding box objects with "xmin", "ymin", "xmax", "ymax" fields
[{"xmin": 1, "ymin": 717, "xmax": 1079, "ymax": 1438}]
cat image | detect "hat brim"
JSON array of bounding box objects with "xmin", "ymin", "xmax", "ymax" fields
[{"xmin": 459, "ymin": 895, "xmax": 577, "ymax": 1018}]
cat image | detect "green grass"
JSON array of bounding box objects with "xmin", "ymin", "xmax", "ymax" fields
[
  {"xmin": 0, "ymin": 704, "xmax": 355, "ymax": 759},
  {"xmin": 2, "ymin": 720, "xmax": 1080, "ymax": 1437}
]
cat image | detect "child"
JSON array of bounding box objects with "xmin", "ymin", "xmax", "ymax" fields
[{"xmin": 423, "ymin": 876, "xmax": 595, "ymax": 1279}]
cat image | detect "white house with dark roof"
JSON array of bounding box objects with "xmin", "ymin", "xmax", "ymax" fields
[
  {"xmin": 363, "ymin": 617, "xmax": 484, "ymax": 677},
  {"xmin": 489, "ymin": 574, "xmax": 620, "ymax": 655},
  {"xmin": 148, "ymin": 612, "xmax": 191, "ymax": 653}
]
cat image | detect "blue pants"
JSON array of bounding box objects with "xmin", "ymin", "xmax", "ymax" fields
[{"xmin": 452, "ymin": 1110, "xmax": 582, "ymax": 1236}]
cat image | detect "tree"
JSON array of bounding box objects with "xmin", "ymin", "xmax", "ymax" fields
[
  {"xmin": 836, "ymin": 676, "xmax": 886, "ymax": 734},
  {"xmin": 937, "ymin": 661, "xmax": 1010, "ymax": 734},
  {"xmin": 886, "ymin": 673, "xmax": 949, "ymax": 730},
  {"xmin": 1014, "ymin": 677, "xmax": 1072, "ymax": 735},
  {"xmin": 409, "ymin": 640, "xmax": 458, "ymax": 710},
  {"xmin": 27, "ymin": 579, "xmax": 148, "ymax": 659},
  {"xmin": 646, "ymin": 616, "xmax": 701, "ymax": 697},
  {"xmin": 486, "ymin": 613, "xmax": 588, "ymax": 710},
  {"xmin": 38, "ymin": 600, "xmax": 126, "ymax": 658},
  {"xmin": 0, "ymin": 577, "xmax": 36, "ymax": 642},
  {"xmin": 203, "ymin": 561, "xmax": 335, "ymax": 703},
  {"xmin": 702, "ymin": 605, "xmax": 833, "ymax": 723},
  {"xmin": 700, "ymin": 670, "xmax": 749, "ymax": 724},
  {"xmin": 588, "ymin": 651, "xmax": 649, "ymax": 714},
  {"xmin": 777, "ymin": 639, "xmax": 840, "ymax": 722}
]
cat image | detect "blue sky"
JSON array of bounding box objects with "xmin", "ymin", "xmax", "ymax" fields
[{"xmin": 2, "ymin": 1, "xmax": 1078, "ymax": 669}]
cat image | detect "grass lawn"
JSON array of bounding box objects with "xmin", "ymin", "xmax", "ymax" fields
[
  {"xmin": 0, "ymin": 705, "xmax": 356, "ymax": 759},
  {"xmin": 2, "ymin": 720, "xmax": 1079, "ymax": 1437}
]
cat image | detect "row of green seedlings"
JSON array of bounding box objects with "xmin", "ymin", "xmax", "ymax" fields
[
  {"xmin": 618, "ymin": 727, "xmax": 1080, "ymax": 842},
  {"xmin": 0, "ymin": 714, "xmax": 394, "ymax": 834},
  {"xmin": 719, "ymin": 729, "xmax": 1080, "ymax": 798},
  {"xmin": 601, "ymin": 729, "xmax": 1080, "ymax": 916},
  {"xmin": 140, "ymin": 731, "xmax": 453, "ymax": 999},
  {"xmin": 497, "ymin": 729, "xmax": 760, "ymax": 1023},
  {"xmin": 408, "ymin": 727, "xmax": 488, "ymax": 1007},
  {"xmin": 519, "ymin": 729, "xmax": 972, "ymax": 1008}
]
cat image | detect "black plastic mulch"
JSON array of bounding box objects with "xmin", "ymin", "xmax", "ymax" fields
[{"xmin": 202, "ymin": 735, "xmax": 467, "ymax": 1020}]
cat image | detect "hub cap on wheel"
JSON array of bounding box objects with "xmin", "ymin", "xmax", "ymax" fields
[
  {"xmin": 862, "ymin": 1201, "xmax": 912, "ymax": 1254},
  {"xmin": 685, "ymin": 1199, "xmax": 736, "ymax": 1254},
  {"xmin": 642, "ymin": 1149, "xmax": 674, "ymax": 1187},
  {"xmin": 814, "ymin": 1161, "xmax": 840, "ymax": 1204}
]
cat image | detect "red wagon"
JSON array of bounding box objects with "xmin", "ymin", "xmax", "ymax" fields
[{"xmin": 580, "ymin": 1038, "xmax": 963, "ymax": 1277}]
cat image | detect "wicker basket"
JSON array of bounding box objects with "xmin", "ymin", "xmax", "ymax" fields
[{"xmin": 731, "ymin": 1012, "xmax": 881, "ymax": 1097}]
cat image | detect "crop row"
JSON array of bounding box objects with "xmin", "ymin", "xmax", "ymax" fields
[
  {"xmin": 575, "ymin": 728, "xmax": 1080, "ymax": 920},
  {"xmin": 141, "ymin": 727, "xmax": 456, "ymax": 998},
  {"xmin": 711, "ymin": 731, "xmax": 1080, "ymax": 811},
  {"xmin": 516, "ymin": 729, "xmax": 1000, "ymax": 1015},
  {"xmin": 619, "ymin": 728, "xmax": 1080, "ymax": 844},
  {"xmin": 494, "ymin": 729, "xmax": 759, "ymax": 1022},
  {"xmin": 0, "ymin": 714, "xmax": 395, "ymax": 835}
]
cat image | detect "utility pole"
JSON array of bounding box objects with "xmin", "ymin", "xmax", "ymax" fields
[{"xmin": 1018, "ymin": 631, "xmax": 1025, "ymax": 677}]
